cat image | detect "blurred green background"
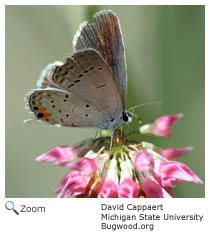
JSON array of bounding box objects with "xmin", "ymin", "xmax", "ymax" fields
[{"xmin": 6, "ymin": 5, "xmax": 205, "ymax": 198}]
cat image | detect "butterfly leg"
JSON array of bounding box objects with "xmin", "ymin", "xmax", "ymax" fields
[
  {"xmin": 121, "ymin": 124, "xmax": 129, "ymax": 136},
  {"xmin": 110, "ymin": 130, "xmax": 115, "ymax": 150},
  {"xmin": 94, "ymin": 128, "xmax": 102, "ymax": 139},
  {"xmin": 94, "ymin": 128, "xmax": 99, "ymax": 139}
]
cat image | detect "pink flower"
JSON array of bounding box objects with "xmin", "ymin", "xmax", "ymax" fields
[
  {"xmin": 67, "ymin": 158, "xmax": 98, "ymax": 175},
  {"xmin": 36, "ymin": 146, "xmax": 78, "ymax": 166},
  {"xmin": 134, "ymin": 151, "xmax": 154, "ymax": 172},
  {"xmin": 55, "ymin": 171, "xmax": 91, "ymax": 197},
  {"xmin": 140, "ymin": 114, "xmax": 183, "ymax": 138},
  {"xmin": 154, "ymin": 160, "xmax": 203, "ymax": 187},
  {"xmin": 158, "ymin": 147, "xmax": 193, "ymax": 160},
  {"xmin": 97, "ymin": 180, "xmax": 119, "ymax": 198},
  {"xmin": 36, "ymin": 139, "xmax": 92, "ymax": 166},
  {"xmin": 140, "ymin": 176, "xmax": 173, "ymax": 198},
  {"xmin": 35, "ymin": 114, "xmax": 203, "ymax": 198},
  {"xmin": 101, "ymin": 158, "xmax": 119, "ymax": 185},
  {"xmin": 118, "ymin": 178, "xmax": 139, "ymax": 198}
]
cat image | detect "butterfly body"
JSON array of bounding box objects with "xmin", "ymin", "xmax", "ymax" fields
[{"xmin": 27, "ymin": 10, "xmax": 131, "ymax": 132}]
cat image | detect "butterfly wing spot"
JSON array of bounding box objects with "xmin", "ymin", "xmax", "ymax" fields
[
  {"xmin": 72, "ymin": 106, "xmax": 76, "ymax": 113},
  {"xmin": 31, "ymin": 102, "xmax": 52, "ymax": 120},
  {"xmin": 74, "ymin": 79, "xmax": 80, "ymax": 83},
  {"xmin": 37, "ymin": 113, "xmax": 44, "ymax": 118},
  {"xmin": 57, "ymin": 67, "xmax": 63, "ymax": 72},
  {"xmin": 55, "ymin": 75, "xmax": 59, "ymax": 80},
  {"xmin": 64, "ymin": 57, "xmax": 75, "ymax": 69},
  {"xmin": 78, "ymin": 68, "xmax": 94, "ymax": 77},
  {"xmin": 60, "ymin": 79, "xmax": 65, "ymax": 84},
  {"xmin": 96, "ymin": 84, "xmax": 106, "ymax": 89},
  {"xmin": 78, "ymin": 67, "xmax": 94, "ymax": 77},
  {"xmin": 63, "ymin": 71, "xmax": 68, "ymax": 76},
  {"xmin": 36, "ymin": 110, "xmax": 51, "ymax": 120},
  {"xmin": 68, "ymin": 84, "xmax": 74, "ymax": 88},
  {"xmin": 85, "ymin": 104, "xmax": 90, "ymax": 108},
  {"xmin": 39, "ymin": 107, "xmax": 46, "ymax": 111},
  {"xmin": 85, "ymin": 114, "xmax": 88, "ymax": 117},
  {"xmin": 56, "ymin": 67, "xmax": 70, "ymax": 76},
  {"xmin": 98, "ymin": 67, "xmax": 103, "ymax": 71}
]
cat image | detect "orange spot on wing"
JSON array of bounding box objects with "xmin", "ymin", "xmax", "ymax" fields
[
  {"xmin": 43, "ymin": 112, "xmax": 51, "ymax": 119},
  {"xmin": 39, "ymin": 107, "xmax": 46, "ymax": 112},
  {"xmin": 37, "ymin": 105, "xmax": 51, "ymax": 119}
]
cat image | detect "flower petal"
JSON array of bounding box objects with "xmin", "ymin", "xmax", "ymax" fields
[
  {"xmin": 140, "ymin": 114, "xmax": 183, "ymax": 138},
  {"xmin": 36, "ymin": 146, "xmax": 79, "ymax": 166},
  {"xmin": 158, "ymin": 147, "xmax": 193, "ymax": 160},
  {"xmin": 118, "ymin": 178, "xmax": 139, "ymax": 198},
  {"xmin": 67, "ymin": 158, "xmax": 98, "ymax": 175},
  {"xmin": 101, "ymin": 158, "xmax": 119, "ymax": 185},
  {"xmin": 120, "ymin": 160, "xmax": 134, "ymax": 181},
  {"xmin": 153, "ymin": 114, "xmax": 183, "ymax": 138},
  {"xmin": 97, "ymin": 180, "xmax": 119, "ymax": 198},
  {"xmin": 134, "ymin": 151, "xmax": 154, "ymax": 172},
  {"xmin": 55, "ymin": 171, "xmax": 91, "ymax": 197},
  {"xmin": 140, "ymin": 177, "xmax": 172, "ymax": 198},
  {"xmin": 155, "ymin": 160, "xmax": 203, "ymax": 187},
  {"xmin": 36, "ymin": 139, "xmax": 93, "ymax": 166}
]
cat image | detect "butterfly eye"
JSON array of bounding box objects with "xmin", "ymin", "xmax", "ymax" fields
[{"xmin": 122, "ymin": 111, "xmax": 132, "ymax": 123}]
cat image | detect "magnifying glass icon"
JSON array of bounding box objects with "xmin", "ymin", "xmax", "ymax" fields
[{"xmin": 5, "ymin": 201, "xmax": 19, "ymax": 215}]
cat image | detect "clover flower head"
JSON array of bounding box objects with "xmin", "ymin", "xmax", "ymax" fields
[{"xmin": 36, "ymin": 114, "xmax": 203, "ymax": 198}]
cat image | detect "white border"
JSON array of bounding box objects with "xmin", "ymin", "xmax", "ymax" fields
[
  {"xmin": 1, "ymin": 1, "xmax": 208, "ymax": 232},
  {"xmin": 1, "ymin": 0, "xmax": 208, "ymax": 5}
]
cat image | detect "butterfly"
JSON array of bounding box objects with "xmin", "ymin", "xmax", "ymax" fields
[{"xmin": 27, "ymin": 10, "xmax": 132, "ymax": 134}]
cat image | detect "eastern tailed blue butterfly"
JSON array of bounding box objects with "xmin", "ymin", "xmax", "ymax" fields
[{"xmin": 27, "ymin": 10, "xmax": 132, "ymax": 134}]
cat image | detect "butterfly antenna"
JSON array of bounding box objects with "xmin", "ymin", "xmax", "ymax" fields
[
  {"xmin": 110, "ymin": 131, "xmax": 114, "ymax": 150},
  {"xmin": 128, "ymin": 101, "xmax": 162, "ymax": 112},
  {"xmin": 128, "ymin": 101, "xmax": 162, "ymax": 124}
]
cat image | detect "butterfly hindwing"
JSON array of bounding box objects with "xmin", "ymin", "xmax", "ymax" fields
[{"xmin": 28, "ymin": 88, "xmax": 109, "ymax": 128}]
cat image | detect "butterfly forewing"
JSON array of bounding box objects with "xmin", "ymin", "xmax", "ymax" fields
[
  {"xmin": 50, "ymin": 49, "xmax": 123, "ymax": 120},
  {"xmin": 73, "ymin": 10, "xmax": 127, "ymax": 108},
  {"xmin": 27, "ymin": 11, "xmax": 127, "ymax": 131}
]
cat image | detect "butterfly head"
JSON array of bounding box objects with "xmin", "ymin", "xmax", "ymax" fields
[{"xmin": 122, "ymin": 111, "xmax": 133, "ymax": 124}]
